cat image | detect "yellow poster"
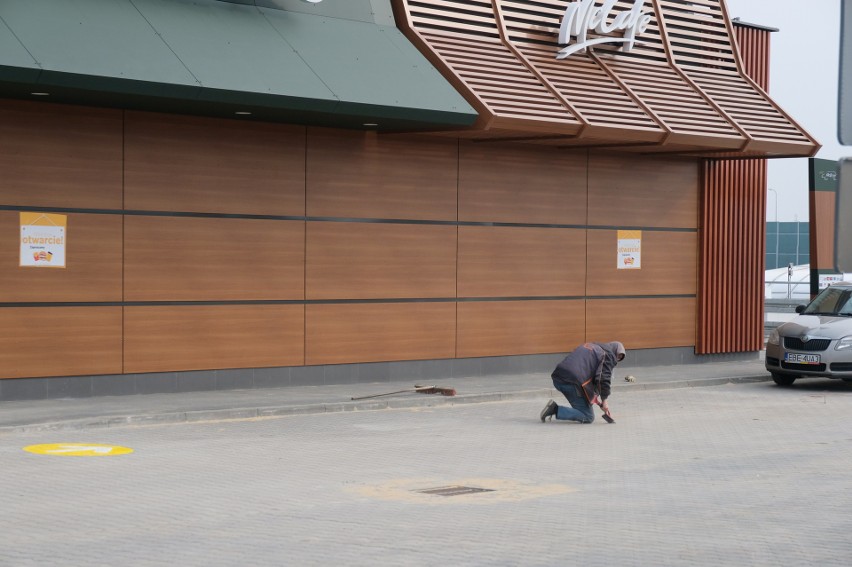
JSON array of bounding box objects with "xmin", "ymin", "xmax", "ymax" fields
[
  {"xmin": 617, "ymin": 230, "xmax": 641, "ymax": 270},
  {"xmin": 20, "ymin": 212, "xmax": 67, "ymax": 268}
]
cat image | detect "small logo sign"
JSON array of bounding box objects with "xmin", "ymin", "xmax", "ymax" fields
[{"xmin": 557, "ymin": 0, "xmax": 652, "ymax": 59}]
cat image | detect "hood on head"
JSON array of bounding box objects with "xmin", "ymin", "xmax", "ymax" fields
[{"xmin": 600, "ymin": 341, "xmax": 626, "ymax": 361}]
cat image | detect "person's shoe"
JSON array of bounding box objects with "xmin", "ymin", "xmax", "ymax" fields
[{"xmin": 540, "ymin": 399, "xmax": 558, "ymax": 422}]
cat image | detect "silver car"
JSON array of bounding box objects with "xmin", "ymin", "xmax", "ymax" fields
[{"xmin": 765, "ymin": 282, "xmax": 852, "ymax": 386}]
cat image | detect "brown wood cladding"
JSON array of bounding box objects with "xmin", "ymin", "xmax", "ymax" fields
[
  {"xmin": 0, "ymin": 307, "xmax": 123, "ymax": 379},
  {"xmin": 306, "ymin": 222, "xmax": 457, "ymax": 300},
  {"xmin": 0, "ymin": 101, "xmax": 708, "ymax": 379},
  {"xmin": 392, "ymin": 0, "xmax": 818, "ymax": 158},
  {"xmin": 586, "ymin": 231, "xmax": 697, "ymax": 296},
  {"xmin": 733, "ymin": 24, "xmax": 770, "ymax": 90},
  {"xmin": 305, "ymin": 303, "xmax": 456, "ymax": 365},
  {"xmin": 0, "ymin": 100, "xmax": 123, "ymax": 209},
  {"xmin": 698, "ymin": 159, "xmax": 766, "ymax": 353},
  {"xmin": 660, "ymin": 2, "xmax": 815, "ymax": 151},
  {"xmin": 306, "ymin": 129, "xmax": 458, "ymax": 221},
  {"xmin": 458, "ymin": 142, "xmax": 587, "ymax": 224},
  {"xmin": 458, "ymin": 226, "xmax": 586, "ymax": 298},
  {"xmin": 587, "ymin": 298, "xmax": 696, "ymax": 349},
  {"xmin": 124, "ymin": 305, "xmax": 304, "ymax": 373},
  {"xmin": 0, "ymin": 212, "xmax": 123, "ymax": 302},
  {"xmin": 124, "ymin": 112, "xmax": 306, "ymax": 216},
  {"xmin": 457, "ymin": 300, "xmax": 585, "ymax": 358},
  {"xmin": 810, "ymin": 192, "xmax": 836, "ymax": 270},
  {"xmin": 696, "ymin": 25, "xmax": 772, "ymax": 354},
  {"xmin": 124, "ymin": 216, "xmax": 305, "ymax": 301},
  {"xmin": 587, "ymin": 152, "xmax": 699, "ymax": 228}
]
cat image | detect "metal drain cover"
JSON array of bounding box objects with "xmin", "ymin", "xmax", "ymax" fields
[{"xmin": 414, "ymin": 485, "xmax": 496, "ymax": 497}]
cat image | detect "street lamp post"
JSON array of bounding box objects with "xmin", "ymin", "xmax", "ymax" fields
[{"xmin": 768, "ymin": 188, "xmax": 779, "ymax": 269}]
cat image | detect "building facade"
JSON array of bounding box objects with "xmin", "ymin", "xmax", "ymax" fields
[{"xmin": 0, "ymin": 0, "xmax": 818, "ymax": 400}]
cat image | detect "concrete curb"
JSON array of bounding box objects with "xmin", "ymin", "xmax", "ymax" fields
[{"xmin": 0, "ymin": 374, "xmax": 771, "ymax": 435}]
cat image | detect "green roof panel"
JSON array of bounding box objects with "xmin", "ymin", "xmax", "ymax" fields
[
  {"xmin": 0, "ymin": 15, "xmax": 40, "ymax": 82},
  {"xmin": 0, "ymin": 0, "xmax": 478, "ymax": 129},
  {"xmin": 133, "ymin": 0, "xmax": 337, "ymax": 110},
  {"xmin": 246, "ymin": 0, "xmax": 382, "ymax": 24},
  {"xmin": 264, "ymin": 10, "xmax": 473, "ymax": 120},
  {"xmin": 1, "ymin": 0, "xmax": 196, "ymax": 86}
]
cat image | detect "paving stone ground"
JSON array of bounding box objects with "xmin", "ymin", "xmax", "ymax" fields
[{"xmin": 2, "ymin": 379, "xmax": 852, "ymax": 566}]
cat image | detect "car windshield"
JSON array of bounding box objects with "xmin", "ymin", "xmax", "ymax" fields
[{"xmin": 803, "ymin": 287, "xmax": 852, "ymax": 316}]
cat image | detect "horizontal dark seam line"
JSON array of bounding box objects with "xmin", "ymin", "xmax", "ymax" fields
[
  {"xmin": 0, "ymin": 295, "xmax": 697, "ymax": 307},
  {"xmin": 0, "ymin": 207, "xmax": 698, "ymax": 232},
  {"xmin": 0, "ymin": 205, "xmax": 303, "ymax": 221}
]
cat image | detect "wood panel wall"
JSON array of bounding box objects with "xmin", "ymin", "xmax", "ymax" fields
[
  {"xmin": 457, "ymin": 300, "xmax": 586, "ymax": 358},
  {"xmin": 587, "ymin": 298, "xmax": 696, "ymax": 349},
  {"xmin": 0, "ymin": 307, "xmax": 123, "ymax": 379},
  {"xmin": 306, "ymin": 222, "xmax": 457, "ymax": 300},
  {"xmin": 124, "ymin": 216, "xmax": 305, "ymax": 301},
  {"xmin": 124, "ymin": 305, "xmax": 304, "ymax": 373},
  {"xmin": 306, "ymin": 303, "xmax": 457, "ymax": 365},
  {"xmin": 588, "ymin": 152, "xmax": 699, "ymax": 228},
  {"xmin": 124, "ymin": 111, "xmax": 306, "ymax": 216},
  {"xmin": 307, "ymin": 129, "xmax": 458, "ymax": 220},
  {"xmin": 809, "ymin": 191, "xmax": 836, "ymax": 273},
  {"xmin": 586, "ymin": 231, "xmax": 697, "ymax": 296},
  {"xmin": 457, "ymin": 226, "xmax": 586, "ymax": 298},
  {"xmin": 458, "ymin": 142, "xmax": 587, "ymax": 224},
  {"xmin": 0, "ymin": 100, "xmax": 123, "ymax": 209},
  {"xmin": 0, "ymin": 100, "xmax": 702, "ymax": 380},
  {"xmin": 0, "ymin": 212, "xmax": 123, "ymax": 303}
]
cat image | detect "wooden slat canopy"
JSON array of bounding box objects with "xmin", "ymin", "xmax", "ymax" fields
[{"xmin": 392, "ymin": 0, "xmax": 818, "ymax": 157}]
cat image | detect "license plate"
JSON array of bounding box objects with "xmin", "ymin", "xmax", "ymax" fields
[{"xmin": 785, "ymin": 353, "xmax": 821, "ymax": 364}]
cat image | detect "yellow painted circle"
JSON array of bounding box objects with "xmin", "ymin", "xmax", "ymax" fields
[{"xmin": 23, "ymin": 443, "xmax": 134, "ymax": 457}]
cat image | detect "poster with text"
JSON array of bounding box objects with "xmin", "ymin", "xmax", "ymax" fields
[
  {"xmin": 20, "ymin": 212, "xmax": 67, "ymax": 268},
  {"xmin": 617, "ymin": 230, "xmax": 641, "ymax": 270},
  {"xmin": 819, "ymin": 274, "xmax": 843, "ymax": 289}
]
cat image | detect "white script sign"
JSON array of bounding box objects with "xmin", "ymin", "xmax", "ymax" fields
[{"xmin": 557, "ymin": 0, "xmax": 652, "ymax": 59}]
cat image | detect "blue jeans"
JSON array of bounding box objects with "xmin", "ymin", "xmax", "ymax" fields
[{"xmin": 553, "ymin": 381, "xmax": 595, "ymax": 423}]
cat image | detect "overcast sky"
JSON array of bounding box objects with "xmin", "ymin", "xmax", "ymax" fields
[{"xmin": 725, "ymin": 0, "xmax": 845, "ymax": 221}]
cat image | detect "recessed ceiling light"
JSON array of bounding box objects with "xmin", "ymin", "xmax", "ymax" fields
[
  {"xmin": 31, "ymin": 92, "xmax": 50, "ymax": 96},
  {"xmin": 235, "ymin": 111, "xmax": 252, "ymax": 115},
  {"xmin": 363, "ymin": 123, "xmax": 378, "ymax": 127}
]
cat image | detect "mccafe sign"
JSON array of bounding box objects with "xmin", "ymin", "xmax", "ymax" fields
[{"xmin": 557, "ymin": 0, "xmax": 653, "ymax": 59}]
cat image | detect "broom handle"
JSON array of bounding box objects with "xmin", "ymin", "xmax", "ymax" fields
[
  {"xmin": 350, "ymin": 389, "xmax": 414, "ymax": 401},
  {"xmin": 350, "ymin": 385, "xmax": 443, "ymax": 401}
]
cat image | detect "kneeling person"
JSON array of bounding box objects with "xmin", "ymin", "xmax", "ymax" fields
[{"xmin": 540, "ymin": 341, "xmax": 625, "ymax": 424}]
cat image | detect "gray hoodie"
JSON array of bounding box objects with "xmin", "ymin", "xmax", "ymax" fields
[{"xmin": 551, "ymin": 341, "xmax": 626, "ymax": 402}]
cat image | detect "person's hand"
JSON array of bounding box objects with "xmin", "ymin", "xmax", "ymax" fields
[{"xmin": 600, "ymin": 399, "xmax": 615, "ymax": 423}]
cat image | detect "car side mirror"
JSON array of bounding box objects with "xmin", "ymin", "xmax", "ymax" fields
[{"xmin": 795, "ymin": 305, "xmax": 806, "ymax": 314}]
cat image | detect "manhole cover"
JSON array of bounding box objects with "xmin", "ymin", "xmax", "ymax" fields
[{"xmin": 414, "ymin": 485, "xmax": 496, "ymax": 497}]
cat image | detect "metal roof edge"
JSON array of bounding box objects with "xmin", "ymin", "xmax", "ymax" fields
[{"xmin": 731, "ymin": 17, "xmax": 779, "ymax": 33}]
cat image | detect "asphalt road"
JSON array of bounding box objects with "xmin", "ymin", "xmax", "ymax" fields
[{"xmin": 3, "ymin": 380, "xmax": 852, "ymax": 567}]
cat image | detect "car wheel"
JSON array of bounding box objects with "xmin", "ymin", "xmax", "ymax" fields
[{"xmin": 771, "ymin": 372, "xmax": 796, "ymax": 386}]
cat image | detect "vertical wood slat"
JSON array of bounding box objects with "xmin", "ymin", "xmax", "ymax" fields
[
  {"xmin": 696, "ymin": 21, "xmax": 772, "ymax": 354},
  {"xmin": 698, "ymin": 159, "xmax": 767, "ymax": 353},
  {"xmin": 732, "ymin": 25, "xmax": 770, "ymax": 90}
]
